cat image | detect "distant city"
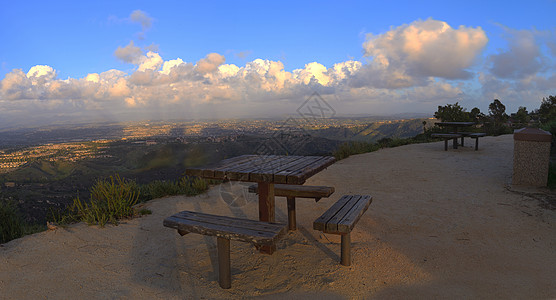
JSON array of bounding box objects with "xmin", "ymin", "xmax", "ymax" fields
[{"xmin": 0, "ymin": 115, "xmax": 433, "ymax": 174}]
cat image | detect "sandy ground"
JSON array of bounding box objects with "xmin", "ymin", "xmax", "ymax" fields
[{"xmin": 1, "ymin": 134, "xmax": 555, "ymax": 299}]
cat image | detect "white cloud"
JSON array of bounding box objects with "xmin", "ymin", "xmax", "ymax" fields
[
  {"xmin": 161, "ymin": 58, "xmax": 185, "ymax": 75},
  {"xmin": 488, "ymin": 29, "xmax": 543, "ymax": 79},
  {"xmin": 363, "ymin": 18, "xmax": 487, "ymax": 80},
  {"xmin": 137, "ymin": 51, "xmax": 163, "ymax": 72},
  {"xmin": 26, "ymin": 65, "xmax": 56, "ymax": 80}
]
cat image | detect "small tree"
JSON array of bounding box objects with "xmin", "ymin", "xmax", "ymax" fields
[
  {"xmin": 488, "ymin": 99, "xmax": 509, "ymax": 125},
  {"xmin": 434, "ymin": 102, "xmax": 470, "ymax": 122},
  {"xmin": 539, "ymin": 95, "xmax": 556, "ymax": 122},
  {"xmin": 514, "ymin": 106, "xmax": 529, "ymax": 125},
  {"xmin": 486, "ymin": 99, "xmax": 511, "ymax": 135}
]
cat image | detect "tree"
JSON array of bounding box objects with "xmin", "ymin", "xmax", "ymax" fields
[
  {"xmin": 538, "ymin": 95, "xmax": 556, "ymax": 122},
  {"xmin": 434, "ymin": 102, "xmax": 470, "ymax": 122},
  {"xmin": 514, "ymin": 106, "xmax": 529, "ymax": 125},
  {"xmin": 488, "ymin": 99, "xmax": 508, "ymax": 125},
  {"xmin": 469, "ymin": 107, "xmax": 485, "ymax": 123}
]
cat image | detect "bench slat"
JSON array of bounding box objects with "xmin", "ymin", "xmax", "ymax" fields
[
  {"xmin": 248, "ymin": 184, "xmax": 334, "ymax": 199},
  {"xmin": 163, "ymin": 211, "xmax": 286, "ymax": 245},
  {"xmin": 325, "ymin": 195, "xmax": 363, "ymax": 233},
  {"xmin": 337, "ymin": 195, "xmax": 373, "ymax": 233},
  {"xmin": 313, "ymin": 195, "xmax": 352, "ymax": 232},
  {"xmin": 313, "ymin": 195, "xmax": 373, "ymax": 234}
]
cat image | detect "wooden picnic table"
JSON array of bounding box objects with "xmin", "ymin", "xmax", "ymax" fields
[
  {"xmin": 185, "ymin": 154, "xmax": 336, "ymax": 254},
  {"xmin": 435, "ymin": 122, "xmax": 476, "ymax": 148}
]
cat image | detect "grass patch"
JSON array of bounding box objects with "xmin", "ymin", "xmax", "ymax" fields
[
  {"xmin": 49, "ymin": 174, "xmax": 209, "ymax": 227},
  {"xmin": 1, "ymin": 199, "xmax": 44, "ymax": 244}
]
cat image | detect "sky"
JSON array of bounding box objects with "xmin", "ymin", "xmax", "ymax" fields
[{"xmin": 1, "ymin": 0, "xmax": 556, "ymax": 128}]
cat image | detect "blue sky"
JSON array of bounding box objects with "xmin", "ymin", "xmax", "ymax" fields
[{"xmin": 1, "ymin": 0, "xmax": 555, "ymax": 127}]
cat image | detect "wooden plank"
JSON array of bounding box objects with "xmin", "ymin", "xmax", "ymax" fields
[
  {"xmin": 223, "ymin": 155, "xmax": 282, "ymax": 181},
  {"xmin": 336, "ymin": 195, "xmax": 373, "ymax": 233},
  {"xmin": 163, "ymin": 211, "xmax": 286, "ymax": 245},
  {"xmin": 185, "ymin": 155, "xmax": 255, "ymax": 179},
  {"xmin": 166, "ymin": 210, "xmax": 285, "ymax": 233},
  {"xmin": 249, "ymin": 156, "xmax": 308, "ymax": 182},
  {"xmin": 275, "ymin": 156, "xmax": 333, "ymax": 184},
  {"xmin": 248, "ymin": 184, "xmax": 334, "ymax": 199},
  {"xmin": 209, "ymin": 155, "xmax": 258, "ymax": 178},
  {"xmin": 325, "ymin": 195, "xmax": 362, "ymax": 233},
  {"xmin": 272, "ymin": 156, "xmax": 322, "ymax": 183},
  {"xmin": 313, "ymin": 195, "xmax": 352, "ymax": 231},
  {"xmin": 292, "ymin": 156, "xmax": 336, "ymax": 184}
]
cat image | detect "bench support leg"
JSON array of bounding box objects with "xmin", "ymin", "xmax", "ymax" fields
[
  {"xmin": 452, "ymin": 137, "xmax": 458, "ymax": 149},
  {"xmin": 217, "ymin": 237, "xmax": 231, "ymax": 289},
  {"xmin": 287, "ymin": 197, "xmax": 296, "ymax": 231},
  {"xmin": 461, "ymin": 136, "xmax": 465, "ymax": 147},
  {"xmin": 341, "ymin": 233, "xmax": 351, "ymax": 266},
  {"xmin": 474, "ymin": 138, "xmax": 479, "ymax": 151},
  {"xmin": 444, "ymin": 139, "xmax": 448, "ymax": 151}
]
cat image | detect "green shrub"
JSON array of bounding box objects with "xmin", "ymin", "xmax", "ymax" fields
[
  {"xmin": 138, "ymin": 176, "xmax": 209, "ymax": 201},
  {"xmin": 1, "ymin": 199, "xmax": 44, "ymax": 243},
  {"xmin": 67, "ymin": 174, "xmax": 140, "ymax": 227},
  {"xmin": 49, "ymin": 174, "xmax": 209, "ymax": 228}
]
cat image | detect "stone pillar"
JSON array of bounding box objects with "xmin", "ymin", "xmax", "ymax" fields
[{"xmin": 512, "ymin": 128, "xmax": 552, "ymax": 186}]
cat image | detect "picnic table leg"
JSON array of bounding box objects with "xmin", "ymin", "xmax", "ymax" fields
[
  {"xmin": 444, "ymin": 139, "xmax": 448, "ymax": 151},
  {"xmin": 475, "ymin": 137, "xmax": 479, "ymax": 151},
  {"xmin": 257, "ymin": 182, "xmax": 276, "ymax": 254},
  {"xmin": 452, "ymin": 137, "xmax": 458, "ymax": 149},
  {"xmin": 461, "ymin": 136, "xmax": 465, "ymax": 147},
  {"xmin": 286, "ymin": 196, "xmax": 296, "ymax": 231},
  {"xmin": 217, "ymin": 237, "xmax": 231, "ymax": 289}
]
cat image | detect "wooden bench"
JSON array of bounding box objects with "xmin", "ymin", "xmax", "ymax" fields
[
  {"xmin": 465, "ymin": 132, "xmax": 486, "ymax": 150},
  {"xmin": 248, "ymin": 184, "xmax": 335, "ymax": 231},
  {"xmin": 163, "ymin": 211, "xmax": 287, "ymax": 289},
  {"xmin": 431, "ymin": 133, "xmax": 463, "ymax": 151},
  {"xmin": 313, "ymin": 195, "xmax": 373, "ymax": 266}
]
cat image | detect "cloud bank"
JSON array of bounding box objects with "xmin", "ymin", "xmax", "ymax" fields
[{"xmin": 1, "ymin": 18, "xmax": 555, "ymax": 127}]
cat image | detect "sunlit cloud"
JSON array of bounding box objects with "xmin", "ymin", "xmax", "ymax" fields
[{"xmin": 363, "ymin": 18, "xmax": 487, "ymax": 81}]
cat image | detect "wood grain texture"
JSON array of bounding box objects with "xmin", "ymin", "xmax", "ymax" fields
[
  {"xmin": 163, "ymin": 210, "xmax": 286, "ymax": 245},
  {"xmin": 313, "ymin": 195, "xmax": 372, "ymax": 234}
]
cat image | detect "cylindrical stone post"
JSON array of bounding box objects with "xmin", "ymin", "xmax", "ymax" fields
[{"xmin": 512, "ymin": 127, "xmax": 552, "ymax": 187}]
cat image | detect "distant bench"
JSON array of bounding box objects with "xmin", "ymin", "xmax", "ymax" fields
[
  {"xmin": 464, "ymin": 132, "xmax": 487, "ymax": 151},
  {"xmin": 163, "ymin": 211, "xmax": 287, "ymax": 289},
  {"xmin": 431, "ymin": 133, "xmax": 462, "ymax": 150},
  {"xmin": 248, "ymin": 184, "xmax": 335, "ymax": 231},
  {"xmin": 431, "ymin": 132, "xmax": 487, "ymax": 151},
  {"xmin": 313, "ymin": 194, "xmax": 373, "ymax": 266}
]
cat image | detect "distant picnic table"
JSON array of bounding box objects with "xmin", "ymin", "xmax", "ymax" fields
[{"xmin": 434, "ymin": 122, "xmax": 479, "ymax": 150}]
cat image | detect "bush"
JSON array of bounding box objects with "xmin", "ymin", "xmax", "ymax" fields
[
  {"xmin": 1, "ymin": 199, "xmax": 44, "ymax": 243},
  {"xmin": 139, "ymin": 176, "xmax": 209, "ymax": 201},
  {"xmin": 49, "ymin": 174, "xmax": 210, "ymax": 227},
  {"xmin": 65, "ymin": 174, "xmax": 140, "ymax": 227}
]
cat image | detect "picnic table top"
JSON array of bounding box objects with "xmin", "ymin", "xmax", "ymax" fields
[{"xmin": 185, "ymin": 155, "xmax": 336, "ymax": 185}]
